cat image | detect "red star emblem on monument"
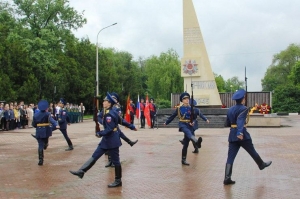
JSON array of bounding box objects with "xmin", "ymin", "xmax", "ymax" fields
[{"xmin": 183, "ymin": 60, "xmax": 198, "ymax": 75}]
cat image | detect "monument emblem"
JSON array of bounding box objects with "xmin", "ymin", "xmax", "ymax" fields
[{"xmin": 183, "ymin": 60, "xmax": 198, "ymax": 75}]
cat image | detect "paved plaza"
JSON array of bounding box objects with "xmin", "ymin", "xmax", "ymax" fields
[{"xmin": 0, "ymin": 116, "xmax": 300, "ymax": 199}]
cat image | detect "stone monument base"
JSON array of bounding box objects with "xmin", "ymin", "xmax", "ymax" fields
[{"xmin": 156, "ymin": 108, "xmax": 281, "ymax": 128}]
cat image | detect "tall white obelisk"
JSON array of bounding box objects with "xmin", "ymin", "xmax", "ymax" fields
[{"xmin": 182, "ymin": 0, "xmax": 221, "ymax": 107}]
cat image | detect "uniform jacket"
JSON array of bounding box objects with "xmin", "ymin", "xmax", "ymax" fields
[
  {"xmin": 225, "ymin": 103, "xmax": 251, "ymax": 142},
  {"xmin": 98, "ymin": 106, "xmax": 135, "ymax": 130},
  {"xmin": 32, "ymin": 111, "xmax": 58, "ymax": 138},
  {"xmin": 165, "ymin": 105, "xmax": 193, "ymax": 131},
  {"xmin": 97, "ymin": 108, "xmax": 122, "ymax": 149},
  {"xmin": 58, "ymin": 108, "xmax": 70, "ymax": 129},
  {"xmin": 193, "ymin": 108, "xmax": 208, "ymax": 130},
  {"xmin": 149, "ymin": 103, "xmax": 157, "ymax": 116}
]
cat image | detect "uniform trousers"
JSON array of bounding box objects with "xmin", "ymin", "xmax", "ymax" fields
[
  {"xmin": 37, "ymin": 138, "xmax": 48, "ymax": 150},
  {"xmin": 92, "ymin": 146, "xmax": 121, "ymax": 166},
  {"xmin": 226, "ymin": 139, "xmax": 259, "ymax": 164}
]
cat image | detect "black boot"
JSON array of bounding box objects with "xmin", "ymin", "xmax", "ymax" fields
[
  {"xmin": 108, "ymin": 165, "xmax": 122, "ymax": 188},
  {"xmin": 181, "ymin": 149, "xmax": 190, "ymax": 166},
  {"xmin": 192, "ymin": 142, "xmax": 199, "ymax": 153},
  {"xmin": 31, "ymin": 134, "xmax": 37, "ymax": 139},
  {"xmin": 190, "ymin": 136, "xmax": 202, "ymax": 148},
  {"xmin": 122, "ymin": 136, "xmax": 138, "ymax": 147},
  {"xmin": 69, "ymin": 157, "xmax": 96, "ymax": 179},
  {"xmin": 38, "ymin": 150, "xmax": 44, "ymax": 166},
  {"xmin": 223, "ymin": 164, "xmax": 235, "ymax": 185},
  {"xmin": 105, "ymin": 155, "xmax": 114, "ymax": 167},
  {"xmin": 179, "ymin": 139, "xmax": 184, "ymax": 145},
  {"xmin": 254, "ymin": 155, "xmax": 272, "ymax": 170},
  {"xmin": 65, "ymin": 139, "xmax": 73, "ymax": 151}
]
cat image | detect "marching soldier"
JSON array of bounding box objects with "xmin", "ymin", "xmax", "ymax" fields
[
  {"xmin": 179, "ymin": 99, "xmax": 209, "ymax": 153},
  {"xmin": 57, "ymin": 98, "xmax": 74, "ymax": 151},
  {"xmin": 164, "ymin": 92, "xmax": 202, "ymax": 166},
  {"xmin": 70, "ymin": 92, "xmax": 127, "ymax": 188},
  {"xmin": 223, "ymin": 89, "xmax": 272, "ymax": 185},
  {"xmin": 32, "ymin": 100, "xmax": 59, "ymax": 165},
  {"xmin": 99, "ymin": 92, "xmax": 138, "ymax": 167}
]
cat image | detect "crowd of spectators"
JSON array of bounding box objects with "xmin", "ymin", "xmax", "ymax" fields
[{"xmin": 0, "ymin": 101, "xmax": 85, "ymax": 131}]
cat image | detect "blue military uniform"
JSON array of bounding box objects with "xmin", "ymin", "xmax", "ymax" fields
[
  {"xmin": 98, "ymin": 92, "xmax": 138, "ymax": 167},
  {"xmin": 32, "ymin": 100, "xmax": 58, "ymax": 166},
  {"xmin": 179, "ymin": 99, "xmax": 208, "ymax": 153},
  {"xmin": 70, "ymin": 92, "xmax": 124, "ymax": 188},
  {"xmin": 56, "ymin": 98, "xmax": 73, "ymax": 151},
  {"xmin": 223, "ymin": 89, "xmax": 272, "ymax": 185},
  {"xmin": 164, "ymin": 92, "xmax": 202, "ymax": 166}
]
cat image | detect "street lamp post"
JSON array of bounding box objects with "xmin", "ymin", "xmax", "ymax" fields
[{"xmin": 96, "ymin": 23, "xmax": 117, "ymax": 96}]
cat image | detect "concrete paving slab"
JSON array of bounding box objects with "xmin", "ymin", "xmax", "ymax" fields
[{"xmin": 0, "ymin": 116, "xmax": 300, "ymax": 199}]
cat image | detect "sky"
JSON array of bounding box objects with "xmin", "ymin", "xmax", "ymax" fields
[{"xmin": 56, "ymin": 1, "xmax": 300, "ymax": 91}]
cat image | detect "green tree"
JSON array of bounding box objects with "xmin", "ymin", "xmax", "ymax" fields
[
  {"xmin": 224, "ymin": 76, "xmax": 244, "ymax": 92},
  {"xmin": 144, "ymin": 49, "xmax": 183, "ymax": 100},
  {"xmin": 214, "ymin": 73, "xmax": 226, "ymax": 92},
  {"xmin": 272, "ymin": 84, "xmax": 300, "ymax": 112},
  {"xmin": 261, "ymin": 44, "xmax": 300, "ymax": 91}
]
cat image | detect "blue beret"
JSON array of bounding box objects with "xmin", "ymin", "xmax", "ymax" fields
[
  {"xmin": 110, "ymin": 92, "xmax": 120, "ymax": 102},
  {"xmin": 232, "ymin": 89, "xmax": 246, "ymax": 100},
  {"xmin": 180, "ymin": 92, "xmax": 190, "ymax": 102},
  {"xmin": 103, "ymin": 92, "xmax": 117, "ymax": 105},
  {"xmin": 190, "ymin": 99, "xmax": 197, "ymax": 106},
  {"xmin": 59, "ymin": 98, "xmax": 66, "ymax": 105},
  {"xmin": 38, "ymin": 100, "xmax": 49, "ymax": 111}
]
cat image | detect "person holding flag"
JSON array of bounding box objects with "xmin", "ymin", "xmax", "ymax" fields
[
  {"xmin": 135, "ymin": 95, "xmax": 141, "ymax": 127},
  {"xmin": 139, "ymin": 98, "xmax": 145, "ymax": 128},
  {"xmin": 144, "ymin": 94, "xmax": 151, "ymax": 128},
  {"xmin": 129, "ymin": 99, "xmax": 135, "ymax": 124},
  {"xmin": 149, "ymin": 98, "xmax": 157, "ymax": 129}
]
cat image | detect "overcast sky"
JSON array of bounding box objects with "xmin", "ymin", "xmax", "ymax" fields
[{"xmin": 68, "ymin": 0, "xmax": 300, "ymax": 91}]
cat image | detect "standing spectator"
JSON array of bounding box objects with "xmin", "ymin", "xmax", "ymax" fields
[
  {"xmin": 14, "ymin": 105, "xmax": 21, "ymax": 129},
  {"xmin": 20, "ymin": 105, "xmax": 28, "ymax": 129},
  {"xmin": 9, "ymin": 105, "xmax": 15, "ymax": 130},
  {"xmin": 0, "ymin": 103, "xmax": 4, "ymax": 130},
  {"xmin": 3, "ymin": 104, "xmax": 10, "ymax": 131},
  {"xmin": 78, "ymin": 102, "xmax": 85, "ymax": 122},
  {"xmin": 129, "ymin": 99, "xmax": 135, "ymax": 124},
  {"xmin": 149, "ymin": 98, "xmax": 157, "ymax": 129},
  {"xmin": 55, "ymin": 103, "xmax": 60, "ymax": 120},
  {"xmin": 139, "ymin": 98, "xmax": 145, "ymax": 128},
  {"xmin": 27, "ymin": 104, "xmax": 34, "ymax": 128}
]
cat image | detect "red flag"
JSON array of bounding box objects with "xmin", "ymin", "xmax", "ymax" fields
[
  {"xmin": 144, "ymin": 94, "xmax": 151, "ymax": 127},
  {"xmin": 125, "ymin": 94, "xmax": 131, "ymax": 123}
]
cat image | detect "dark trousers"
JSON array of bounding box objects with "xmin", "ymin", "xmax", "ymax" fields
[
  {"xmin": 140, "ymin": 112, "xmax": 145, "ymax": 127},
  {"xmin": 226, "ymin": 139, "xmax": 259, "ymax": 164},
  {"xmin": 59, "ymin": 129, "xmax": 72, "ymax": 146},
  {"xmin": 150, "ymin": 115, "xmax": 155, "ymax": 128},
  {"xmin": 92, "ymin": 146, "xmax": 121, "ymax": 166},
  {"xmin": 130, "ymin": 112, "xmax": 134, "ymax": 124},
  {"xmin": 37, "ymin": 138, "xmax": 48, "ymax": 150}
]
